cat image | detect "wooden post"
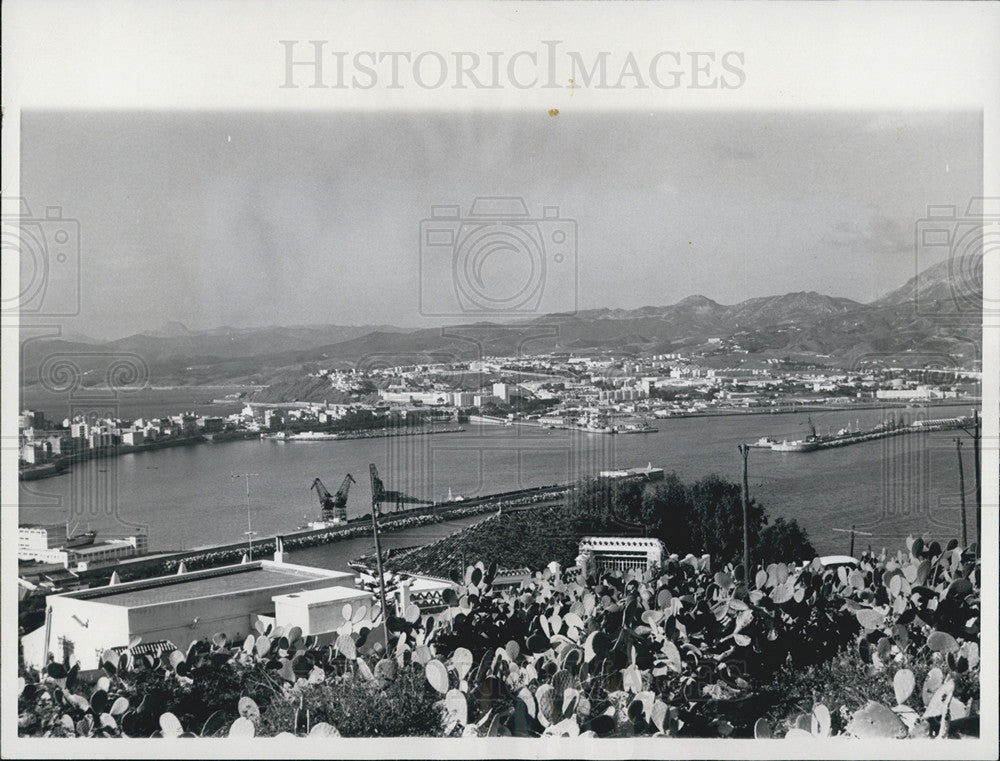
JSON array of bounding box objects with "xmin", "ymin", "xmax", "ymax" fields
[
  {"xmin": 738, "ymin": 444, "xmax": 751, "ymax": 584},
  {"xmin": 955, "ymin": 438, "xmax": 968, "ymax": 547},
  {"xmin": 369, "ymin": 465, "xmax": 391, "ymax": 652},
  {"xmin": 833, "ymin": 526, "xmax": 872, "ymax": 557},
  {"xmin": 972, "ymin": 409, "xmax": 981, "ymax": 552}
]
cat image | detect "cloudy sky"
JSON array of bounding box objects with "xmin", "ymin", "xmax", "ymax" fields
[{"xmin": 20, "ymin": 110, "xmax": 980, "ymax": 339}]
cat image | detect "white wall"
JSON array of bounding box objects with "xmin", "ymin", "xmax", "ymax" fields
[{"xmin": 46, "ymin": 597, "xmax": 131, "ymax": 670}]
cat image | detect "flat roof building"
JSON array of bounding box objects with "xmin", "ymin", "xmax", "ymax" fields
[
  {"xmin": 576, "ymin": 536, "xmax": 667, "ymax": 575},
  {"xmin": 22, "ymin": 559, "xmax": 356, "ymax": 671}
]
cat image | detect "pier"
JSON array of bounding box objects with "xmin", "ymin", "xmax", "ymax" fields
[
  {"xmin": 764, "ymin": 416, "xmax": 975, "ymax": 453},
  {"xmin": 21, "ymin": 482, "xmax": 574, "ymax": 593}
]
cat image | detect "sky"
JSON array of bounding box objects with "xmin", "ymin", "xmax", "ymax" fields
[{"xmin": 19, "ymin": 110, "xmax": 981, "ymax": 340}]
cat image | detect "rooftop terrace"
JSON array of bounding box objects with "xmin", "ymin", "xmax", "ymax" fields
[{"xmin": 64, "ymin": 562, "xmax": 350, "ymax": 608}]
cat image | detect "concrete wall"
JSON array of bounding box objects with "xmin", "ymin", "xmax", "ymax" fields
[
  {"xmin": 127, "ymin": 594, "xmax": 265, "ymax": 657},
  {"xmin": 45, "ymin": 597, "xmax": 131, "ymax": 670},
  {"xmin": 124, "ymin": 573, "xmax": 355, "ymax": 654},
  {"xmin": 274, "ymin": 588, "xmax": 374, "ymax": 636}
]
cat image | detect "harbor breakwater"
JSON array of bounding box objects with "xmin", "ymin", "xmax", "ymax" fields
[{"xmin": 58, "ymin": 484, "xmax": 572, "ymax": 587}]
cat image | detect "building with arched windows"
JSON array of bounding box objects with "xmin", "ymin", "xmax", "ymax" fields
[{"xmin": 575, "ymin": 537, "xmax": 666, "ymax": 575}]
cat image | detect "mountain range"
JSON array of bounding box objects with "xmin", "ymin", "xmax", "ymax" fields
[{"xmin": 19, "ymin": 255, "xmax": 982, "ymax": 391}]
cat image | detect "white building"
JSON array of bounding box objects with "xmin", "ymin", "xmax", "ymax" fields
[
  {"xmin": 121, "ymin": 430, "xmax": 145, "ymax": 446},
  {"xmin": 18, "ymin": 524, "xmax": 70, "ymax": 558},
  {"xmin": 876, "ymin": 385, "xmax": 956, "ymax": 400},
  {"xmin": 451, "ymin": 391, "xmax": 475, "ymax": 407},
  {"xmin": 21, "ymin": 557, "xmax": 362, "ymax": 671},
  {"xmin": 35, "ymin": 536, "xmax": 149, "ymax": 571},
  {"xmin": 379, "ymin": 390, "xmax": 450, "ymax": 406},
  {"xmin": 575, "ymin": 537, "xmax": 667, "ymax": 574},
  {"xmin": 271, "ymin": 586, "xmax": 374, "ymax": 637}
]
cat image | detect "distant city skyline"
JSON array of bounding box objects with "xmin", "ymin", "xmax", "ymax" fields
[{"xmin": 20, "ymin": 110, "xmax": 981, "ymax": 341}]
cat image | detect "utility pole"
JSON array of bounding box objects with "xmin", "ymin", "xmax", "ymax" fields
[
  {"xmin": 833, "ymin": 525, "xmax": 873, "ymax": 557},
  {"xmin": 231, "ymin": 472, "xmax": 259, "ymax": 561},
  {"xmin": 954, "ymin": 438, "xmax": 968, "ymax": 547},
  {"xmin": 369, "ymin": 464, "xmax": 391, "ymax": 653},
  {"xmin": 971, "ymin": 409, "xmax": 981, "ymax": 551},
  {"xmin": 956, "ymin": 409, "xmax": 981, "ymax": 554},
  {"xmin": 738, "ymin": 444, "xmax": 750, "ymax": 584}
]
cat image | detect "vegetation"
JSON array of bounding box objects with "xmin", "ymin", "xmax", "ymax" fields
[
  {"xmin": 19, "ymin": 533, "xmax": 978, "ymax": 740},
  {"xmin": 383, "ymin": 506, "xmax": 587, "ymax": 576},
  {"xmin": 388, "ymin": 473, "xmax": 815, "ymax": 578}
]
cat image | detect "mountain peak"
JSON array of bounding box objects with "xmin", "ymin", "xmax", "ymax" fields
[
  {"xmin": 148, "ymin": 321, "xmax": 193, "ymax": 338},
  {"xmin": 676, "ymin": 294, "xmax": 722, "ymax": 309},
  {"xmin": 874, "ymin": 253, "xmax": 982, "ymax": 307}
]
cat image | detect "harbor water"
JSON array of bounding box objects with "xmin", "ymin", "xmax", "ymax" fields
[{"xmin": 18, "ymin": 403, "xmax": 977, "ymax": 561}]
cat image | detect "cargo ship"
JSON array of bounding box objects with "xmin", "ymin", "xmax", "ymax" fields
[
  {"xmin": 283, "ymin": 431, "xmax": 341, "ymax": 441},
  {"xmin": 763, "ymin": 414, "xmax": 975, "ymax": 453},
  {"xmin": 263, "ymin": 431, "xmax": 341, "ymax": 441},
  {"xmin": 613, "ymin": 420, "xmax": 659, "ymax": 434},
  {"xmin": 770, "ymin": 438, "xmax": 821, "ymax": 452},
  {"xmin": 18, "ymin": 459, "xmax": 70, "ymax": 481},
  {"xmin": 769, "ymin": 416, "xmax": 821, "ymax": 452},
  {"xmin": 66, "ymin": 529, "xmax": 98, "ymax": 548}
]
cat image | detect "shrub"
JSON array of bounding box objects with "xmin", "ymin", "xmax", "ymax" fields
[
  {"xmin": 17, "ymin": 534, "xmax": 979, "ymax": 740},
  {"xmin": 757, "ymin": 517, "xmax": 816, "ymax": 566},
  {"xmin": 258, "ymin": 665, "xmax": 443, "ymax": 737}
]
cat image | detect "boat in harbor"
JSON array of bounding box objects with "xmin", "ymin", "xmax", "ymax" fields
[
  {"xmin": 65, "ymin": 529, "xmax": 98, "ymax": 548},
  {"xmin": 762, "ymin": 413, "xmax": 975, "ymax": 453},
  {"xmin": 18, "ymin": 459, "xmax": 70, "ymax": 481},
  {"xmin": 771, "ymin": 439, "xmax": 821, "ymax": 452},
  {"xmin": 614, "ymin": 420, "xmax": 659, "ymax": 434},
  {"xmin": 770, "ymin": 416, "xmax": 821, "ymax": 452},
  {"xmin": 284, "ymin": 431, "xmax": 341, "ymax": 441}
]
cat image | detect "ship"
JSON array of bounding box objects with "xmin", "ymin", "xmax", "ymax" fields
[
  {"xmin": 770, "ymin": 416, "xmax": 821, "ymax": 452},
  {"xmin": 770, "ymin": 439, "xmax": 821, "ymax": 452},
  {"xmin": 18, "ymin": 459, "xmax": 70, "ymax": 481},
  {"xmin": 65, "ymin": 530, "xmax": 98, "ymax": 548},
  {"xmin": 613, "ymin": 419, "xmax": 659, "ymax": 434},
  {"xmin": 263, "ymin": 430, "xmax": 341, "ymax": 441},
  {"xmin": 63, "ymin": 521, "xmax": 98, "ymax": 548},
  {"xmin": 284, "ymin": 431, "xmax": 341, "ymax": 441}
]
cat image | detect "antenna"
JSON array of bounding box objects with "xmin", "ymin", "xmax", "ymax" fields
[{"xmin": 231, "ymin": 472, "xmax": 260, "ymax": 561}]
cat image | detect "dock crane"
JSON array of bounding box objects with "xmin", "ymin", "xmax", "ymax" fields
[
  {"xmin": 368, "ymin": 464, "xmax": 433, "ymax": 514},
  {"xmin": 311, "ymin": 474, "xmax": 356, "ymax": 523}
]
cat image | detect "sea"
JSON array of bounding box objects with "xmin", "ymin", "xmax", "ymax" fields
[{"xmin": 18, "ymin": 389, "xmax": 978, "ymax": 569}]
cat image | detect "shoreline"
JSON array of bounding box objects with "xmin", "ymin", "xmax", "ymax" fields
[
  {"xmin": 17, "ymin": 424, "xmax": 467, "ymax": 482},
  {"xmin": 20, "ymin": 485, "xmax": 571, "ymax": 588}
]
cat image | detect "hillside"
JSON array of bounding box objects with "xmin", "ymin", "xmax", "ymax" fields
[
  {"xmin": 383, "ymin": 507, "xmax": 587, "ymax": 577},
  {"xmin": 18, "ymin": 255, "xmax": 983, "ymax": 389}
]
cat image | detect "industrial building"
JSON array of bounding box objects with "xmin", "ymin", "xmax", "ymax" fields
[
  {"xmin": 21, "ymin": 557, "xmax": 363, "ymax": 671},
  {"xmin": 18, "ymin": 523, "xmax": 148, "ymax": 570}
]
